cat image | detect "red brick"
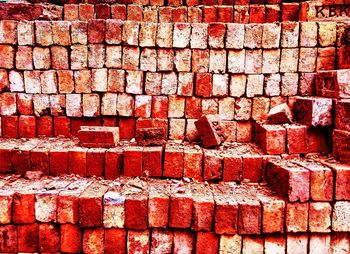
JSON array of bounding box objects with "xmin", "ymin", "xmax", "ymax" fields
[
  {"xmin": 127, "ymin": 5, "xmax": 142, "ymax": 21},
  {"xmin": 0, "ymin": 92, "xmax": 16, "ymax": 116},
  {"xmin": 0, "ymin": 146, "xmax": 12, "ymax": 173},
  {"xmin": 218, "ymin": 6, "xmax": 233, "ymax": 22},
  {"xmin": 307, "ymin": 127, "xmax": 329, "ymax": 153},
  {"xmin": 123, "ymin": 146, "xmax": 143, "ymax": 177},
  {"xmin": 111, "ymin": 5, "xmax": 126, "ymax": 20},
  {"xmin": 195, "ymin": 115, "xmax": 223, "ymax": 148},
  {"xmin": 317, "ymin": 47, "xmax": 336, "ymax": 71},
  {"xmin": 127, "ymin": 230, "xmax": 150, "ymax": 253},
  {"xmin": 31, "ymin": 148, "xmax": 49, "ymax": 175},
  {"xmin": 286, "ymin": 202, "xmax": 309, "ymax": 232},
  {"xmin": 143, "ymin": 146, "xmax": 163, "ymax": 177},
  {"xmin": 136, "ymin": 127, "xmax": 166, "ymax": 146},
  {"xmin": 255, "ymin": 122, "xmax": 286, "ymax": 155},
  {"xmin": 18, "ymin": 224, "xmax": 38, "ymax": 253},
  {"xmin": 79, "ymin": 182, "xmax": 108, "ymax": 227},
  {"xmin": 173, "ymin": 7, "xmax": 187, "ymax": 22},
  {"xmin": 60, "ymin": 224, "xmax": 82, "ymax": 253},
  {"xmin": 0, "ymin": 225, "xmax": 17, "ymax": 253},
  {"xmin": 106, "ymin": 19, "xmax": 122, "ymax": 44},
  {"xmin": 208, "ymin": 23, "xmax": 225, "ymax": 49},
  {"xmin": 125, "ymin": 192, "xmax": 148, "ymax": 230},
  {"xmin": 196, "ymin": 232, "xmax": 219, "ymax": 254},
  {"xmin": 1, "ymin": 115, "xmax": 18, "ymax": 138},
  {"xmin": 203, "ymin": 6, "xmax": 217, "ymax": 23},
  {"xmin": 19, "ymin": 115, "xmax": 36, "ymax": 138},
  {"xmin": 16, "ymin": 94, "xmax": 32, "ymax": 115},
  {"xmin": 39, "ymin": 224, "xmax": 59, "ymax": 253},
  {"xmin": 223, "ymin": 155, "xmax": 243, "ymax": 181},
  {"xmin": 242, "ymin": 155, "xmax": 263, "ymax": 183},
  {"xmin": 332, "ymin": 129, "xmax": 350, "ymax": 164},
  {"xmin": 281, "ymin": 3, "xmax": 300, "ymax": 21},
  {"xmin": 309, "ymin": 202, "xmax": 332, "ymax": 232},
  {"xmin": 250, "ymin": 5, "xmax": 265, "ymax": 23},
  {"xmin": 338, "ymin": 45, "xmax": 350, "ymax": 69},
  {"xmin": 265, "ymin": 5, "xmax": 281, "ymax": 22},
  {"xmin": 151, "ymin": 229, "xmax": 173, "ymax": 253},
  {"xmin": 173, "ymin": 231, "xmax": 194, "ymax": 253},
  {"xmin": 68, "ymin": 147, "xmax": 87, "ymax": 176},
  {"xmin": 57, "ymin": 70, "xmax": 74, "ymax": 93},
  {"xmin": 183, "ymin": 147, "xmax": 203, "ymax": 180},
  {"xmin": 53, "ymin": 116, "xmax": 71, "ymax": 137},
  {"xmin": 285, "ymin": 124, "xmax": 308, "ymax": 154},
  {"xmin": 259, "ymin": 195, "xmax": 285, "ymax": 233},
  {"xmin": 16, "ymin": 46, "xmax": 33, "ymax": 70},
  {"xmin": 119, "ymin": 117, "xmax": 135, "ymax": 139},
  {"xmin": 0, "ymin": 45, "xmax": 14, "ymax": 69},
  {"xmin": 169, "ymin": 183, "xmax": 192, "ymax": 228},
  {"xmin": 87, "ymin": 19, "xmax": 105, "ymax": 43},
  {"xmin": 203, "ymin": 150, "xmax": 222, "ymax": 181},
  {"xmin": 238, "ymin": 199, "xmax": 261, "ymax": 234},
  {"xmin": 50, "ymin": 149, "xmax": 68, "ymax": 176},
  {"xmin": 213, "ymin": 186, "xmax": 238, "ymax": 234},
  {"xmin": 86, "ymin": 148, "xmax": 106, "ymax": 177},
  {"xmin": 95, "ymin": 3, "xmax": 110, "ymax": 19},
  {"xmin": 164, "ymin": 144, "xmax": 184, "ymax": 178},
  {"xmin": 78, "ymin": 126, "xmax": 119, "ymax": 148},
  {"xmin": 195, "ymin": 73, "xmax": 212, "ymax": 97},
  {"xmin": 83, "ymin": 228, "xmax": 104, "ymax": 253},
  {"xmin": 105, "ymin": 148, "xmax": 123, "ymax": 180},
  {"xmin": 64, "ymin": 4, "xmax": 78, "ymax": 20},
  {"xmin": 192, "ymin": 49, "xmax": 209, "ymax": 73},
  {"xmin": 148, "ymin": 181, "xmax": 170, "ymax": 228},
  {"xmin": 267, "ymin": 160, "xmax": 310, "ymax": 202},
  {"xmin": 152, "ymin": 96, "xmax": 168, "ymax": 119},
  {"xmin": 159, "ymin": 7, "xmax": 173, "ymax": 22},
  {"xmin": 234, "ymin": 6, "xmax": 250, "ymax": 23},
  {"xmin": 37, "ymin": 116, "xmax": 53, "ymax": 137},
  {"xmin": 336, "ymin": 99, "xmax": 350, "ymax": 132},
  {"xmin": 185, "ymin": 97, "xmax": 202, "ymax": 119},
  {"xmin": 11, "ymin": 147, "xmax": 31, "ymax": 175},
  {"xmin": 105, "ymin": 229, "xmax": 126, "ymax": 254},
  {"xmin": 0, "ymin": 20, "xmax": 17, "ymax": 44},
  {"xmin": 192, "ymin": 184, "xmax": 214, "ymax": 231}
]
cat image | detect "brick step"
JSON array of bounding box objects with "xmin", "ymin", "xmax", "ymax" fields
[
  {"xmin": 0, "ymin": 175, "xmax": 349, "ymax": 234},
  {"xmin": 0, "ymin": 137, "xmax": 269, "ymax": 182}
]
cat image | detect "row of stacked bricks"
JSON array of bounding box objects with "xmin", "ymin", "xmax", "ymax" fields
[
  {"xmin": 0, "ymin": 19, "xmax": 349, "ymax": 141},
  {"xmin": 1, "ymin": 1, "xmax": 334, "ymax": 23},
  {"xmin": 0, "ymin": 175, "xmax": 349, "ymax": 253}
]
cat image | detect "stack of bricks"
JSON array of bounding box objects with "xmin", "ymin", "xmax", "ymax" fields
[
  {"xmin": 0, "ymin": 170, "xmax": 349, "ymax": 253},
  {"xmin": 0, "ymin": 18, "xmax": 349, "ymax": 142},
  {"xmin": 0, "ymin": 0, "xmax": 350, "ymax": 252}
]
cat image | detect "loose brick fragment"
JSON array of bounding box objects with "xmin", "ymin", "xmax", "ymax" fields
[{"xmin": 195, "ymin": 115, "xmax": 225, "ymax": 148}]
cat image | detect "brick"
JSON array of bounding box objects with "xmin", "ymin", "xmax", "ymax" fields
[
  {"xmin": 79, "ymin": 4, "xmax": 94, "ymax": 21},
  {"xmin": 286, "ymin": 202, "xmax": 309, "ymax": 232},
  {"xmin": 52, "ymin": 21, "xmax": 70, "ymax": 46},
  {"xmin": 219, "ymin": 97, "xmax": 235, "ymax": 120},
  {"xmin": 125, "ymin": 188, "xmax": 148, "ymax": 230},
  {"xmin": 88, "ymin": 44, "xmax": 105, "ymax": 68},
  {"xmin": 218, "ymin": 6, "xmax": 233, "ymax": 22},
  {"xmin": 64, "ymin": 4, "xmax": 78, "ymax": 21},
  {"xmin": 123, "ymin": 146, "xmax": 143, "ymax": 177},
  {"xmin": 156, "ymin": 23, "xmax": 173, "ymax": 48},
  {"xmin": 173, "ymin": 231, "xmax": 194, "ymax": 253},
  {"xmin": 103, "ymin": 190, "xmax": 125, "ymax": 229},
  {"xmin": 140, "ymin": 48, "xmax": 157, "ymax": 72},
  {"xmin": 144, "ymin": 72, "xmax": 161, "ymax": 95},
  {"xmin": 139, "ymin": 22, "xmax": 157, "ymax": 47},
  {"xmin": 183, "ymin": 147, "xmax": 202, "ymax": 180},
  {"xmin": 0, "ymin": 69, "xmax": 9, "ymax": 92},
  {"xmin": 280, "ymin": 48, "xmax": 299, "ymax": 73},
  {"xmin": 267, "ymin": 103, "xmax": 293, "ymax": 124},
  {"xmin": 245, "ymin": 49, "xmax": 262, "ymax": 74},
  {"xmin": 127, "ymin": 230, "xmax": 150, "ymax": 253},
  {"xmin": 246, "ymin": 74, "xmax": 264, "ymax": 97},
  {"xmin": 299, "ymin": 47, "xmax": 317, "ymax": 72},
  {"xmin": 150, "ymin": 230, "xmax": 172, "ymax": 254},
  {"xmin": 202, "ymin": 98, "xmax": 218, "ymax": 115},
  {"xmin": 230, "ymin": 74, "xmax": 246, "ymax": 97},
  {"xmin": 318, "ymin": 22, "xmax": 336, "ymax": 47},
  {"xmin": 148, "ymin": 182, "xmax": 170, "ymax": 228},
  {"xmin": 151, "ymin": 96, "xmax": 168, "ymax": 119},
  {"xmin": 285, "ymin": 124, "xmax": 308, "ymax": 154},
  {"xmin": 16, "ymin": 46, "xmax": 33, "ymax": 70},
  {"xmin": 267, "ymin": 160, "xmax": 310, "ymax": 202},
  {"xmin": 17, "ymin": 21, "xmax": 34, "ymax": 45},
  {"xmin": 294, "ymin": 97, "xmax": 332, "ymax": 127},
  {"xmin": 0, "ymin": 45, "xmax": 14, "ymax": 69},
  {"xmin": 191, "ymin": 184, "xmax": 214, "ymax": 231},
  {"xmin": 0, "ymin": 225, "xmax": 17, "ymax": 253},
  {"xmin": 82, "ymin": 94, "xmax": 100, "ymax": 117},
  {"xmin": 88, "ymin": 19, "xmax": 105, "ymax": 44},
  {"xmin": 95, "ymin": 4, "xmax": 110, "ymax": 19},
  {"xmin": 105, "ymin": 229, "xmax": 126, "ymax": 254},
  {"xmin": 71, "ymin": 21, "xmax": 87, "ymax": 44},
  {"xmin": 242, "ymin": 155, "xmax": 263, "ymax": 183},
  {"xmin": 309, "ymin": 234, "xmax": 331, "ymax": 254},
  {"xmin": 242, "ymin": 236, "xmax": 264, "ymax": 253},
  {"xmin": 262, "ymin": 49, "xmax": 280, "ymax": 74},
  {"xmin": 86, "ymin": 148, "xmax": 106, "ymax": 177},
  {"xmin": 8, "ymin": 71, "xmax": 24, "ymax": 92},
  {"xmin": 300, "ymin": 21, "xmax": 317, "ymax": 47},
  {"xmin": 281, "ymin": 22, "xmax": 299, "ymax": 48},
  {"xmin": 255, "ymin": 123, "xmax": 286, "ymax": 155},
  {"xmin": 71, "ymin": 45, "xmax": 88, "ymax": 70},
  {"xmin": 39, "ymin": 224, "xmax": 60, "ymax": 252},
  {"xmin": 209, "ymin": 49, "xmax": 226, "ymax": 73},
  {"xmin": 173, "ymin": 23, "xmax": 191, "ymax": 48},
  {"xmin": 35, "ymin": 21, "xmax": 52, "ymax": 46},
  {"xmin": 169, "ymin": 119, "xmax": 186, "ymax": 140},
  {"xmin": 190, "ymin": 23, "xmax": 207, "ymax": 49},
  {"xmin": 157, "ymin": 49, "xmax": 174, "ymax": 71},
  {"xmin": 79, "ymin": 182, "xmax": 108, "ymax": 227},
  {"xmin": 108, "ymin": 69, "xmax": 124, "ymax": 93},
  {"xmin": 0, "ymin": 93, "xmax": 16, "ymax": 116},
  {"xmin": 122, "ymin": 21, "xmax": 139, "ymax": 46},
  {"xmin": 163, "ymin": 144, "xmax": 183, "ymax": 178},
  {"xmin": 2, "ymin": 116, "xmax": 18, "ymax": 138},
  {"xmin": 195, "ymin": 115, "xmax": 224, "ymax": 148},
  {"xmin": 169, "ymin": 183, "xmax": 192, "ymax": 228},
  {"xmin": 105, "ymin": 19, "xmax": 122, "ymax": 44},
  {"xmin": 252, "ymin": 97, "xmax": 270, "ymax": 121},
  {"xmin": 234, "ymin": 98, "xmax": 251, "ymax": 121},
  {"xmin": 317, "ymin": 47, "xmax": 336, "ymax": 71},
  {"xmin": 83, "ymin": 228, "xmax": 104, "ymax": 253},
  {"xmin": 161, "ymin": 72, "xmax": 177, "ymax": 95},
  {"xmin": 225, "ymin": 23, "xmax": 244, "ymax": 49},
  {"xmin": 219, "ymin": 235, "xmax": 242, "ymax": 254},
  {"xmin": 262, "ymin": 23, "xmax": 281, "ymax": 49},
  {"xmin": 177, "ymin": 72, "xmax": 194, "ymax": 96},
  {"xmin": 18, "ymin": 224, "xmax": 39, "ymax": 252},
  {"xmin": 37, "ymin": 116, "xmax": 53, "ymax": 136},
  {"xmin": 316, "ymin": 70, "xmax": 350, "ymax": 99},
  {"xmin": 332, "ymin": 201, "xmax": 350, "ymax": 231},
  {"xmin": 19, "ymin": 115, "xmax": 36, "ymax": 138},
  {"xmin": 330, "ymin": 233, "xmax": 350, "ymax": 254},
  {"xmin": 126, "ymin": 70, "xmax": 143, "ymax": 94},
  {"xmin": 192, "ymin": 49, "xmax": 209, "ymax": 73},
  {"xmin": 174, "ymin": 49, "xmax": 191, "ymax": 72},
  {"xmin": 208, "ymin": 23, "xmax": 225, "ymax": 49},
  {"xmin": 308, "ymin": 202, "xmax": 332, "ymax": 232},
  {"xmin": 286, "ymin": 233, "xmax": 308, "ymax": 254},
  {"xmin": 196, "ymin": 232, "xmax": 219, "ymax": 254},
  {"xmin": 264, "ymin": 235, "xmax": 286, "ymax": 254},
  {"xmin": 142, "ymin": 147, "xmax": 163, "ymax": 177}
]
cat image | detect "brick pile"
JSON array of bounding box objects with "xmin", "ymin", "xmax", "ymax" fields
[{"xmin": 0, "ymin": 0, "xmax": 350, "ymax": 252}]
